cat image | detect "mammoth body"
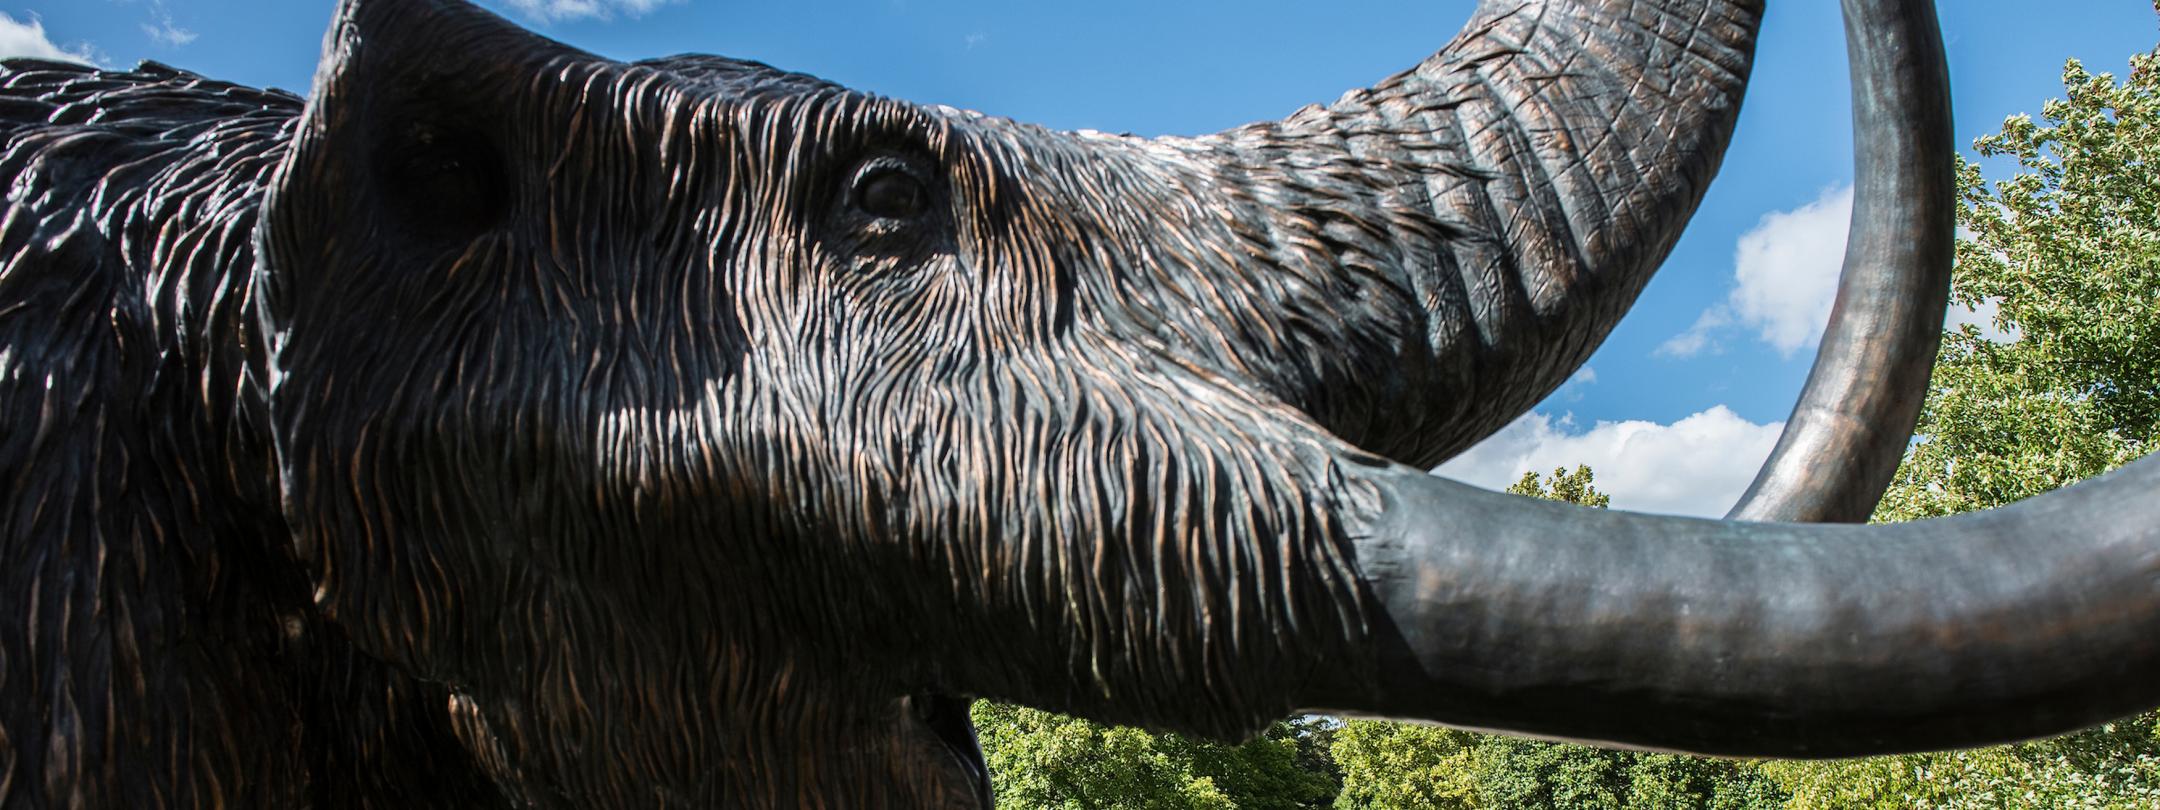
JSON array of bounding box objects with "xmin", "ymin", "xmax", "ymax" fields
[
  {"xmin": 4, "ymin": 0, "xmax": 2158, "ymax": 808},
  {"xmin": 0, "ymin": 63, "xmax": 510, "ymax": 806}
]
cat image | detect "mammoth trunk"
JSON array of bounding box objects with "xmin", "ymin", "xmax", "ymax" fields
[{"xmin": 1153, "ymin": 0, "xmax": 1761, "ymax": 468}]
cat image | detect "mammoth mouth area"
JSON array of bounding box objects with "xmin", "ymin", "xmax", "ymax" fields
[{"xmin": 908, "ymin": 691, "xmax": 992, "ymax": 804}]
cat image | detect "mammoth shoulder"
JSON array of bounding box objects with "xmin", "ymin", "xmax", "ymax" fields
[{"xmin": 0, "ymin": 61, "xmax": 296, "ymax": 316}]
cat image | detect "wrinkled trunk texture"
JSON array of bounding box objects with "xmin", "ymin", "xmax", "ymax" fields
[
  {"xmin": 1183, "ymin": 0, "xmax": 1760, "ymax": 467},
  {"xmin": 1276, "ymin": 2, "xmax": 2146, "ymax": 757}
]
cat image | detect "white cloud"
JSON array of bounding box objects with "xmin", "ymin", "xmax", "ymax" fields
[
  {"xmin": 503, "ymin": 0, "xmax": 679, "ymax": 23},
  {"xmin": 1660, "ymin": 185, "xmax": 1854, "ymax": 359},
  {"xmin": 1940, "ymin": 226, "xmax": 2018, "ymax": 343},
  {"xmin": 1435, "ymin": 406, "xmax": 1785, "ymax": 518},
  {"xmin": 1552, "ymin": 365, "xmax": 1597, "ymax": 402},
  {"xmin": 1660, "ymin": 206, "xmax": 2020, "ymax": 359},
  {"xmin": 141, "ymin": 19, "xmax": 196, "ymax": 47},
  {"xmin": 0, "ymin": 12, "xmax": 96, "ymax": 65},
  {"xmin": 1655, "ymin": 307, "xmax": 1728, "ymax": 358},
  {"xmin": 1946, "ymin": 296, "xmax": 2019, "ymax": 343}
]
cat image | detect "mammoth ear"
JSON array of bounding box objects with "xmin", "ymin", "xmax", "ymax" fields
[
  {"xmin": 289, "ymin": 0, "xmax": 581, "ymax": 229},
  {"xmin": 301, "ymin": 0, "xmax": 579, "ymax": 117},
  {"xmin": 258, "ymin": 0, "xmax": 585, "ymax": 328}
]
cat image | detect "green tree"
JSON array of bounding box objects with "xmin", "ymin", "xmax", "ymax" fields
[
  {"xmin": 1329, "ymin": 720, "xmax": 1482, "ymax": 809},
  {"xmin": 1876, "ymin": 54, "xmax": 2160, "ymax": 523},
  {"xmin": 1622, "ymin": 754, "xmax": 1794, "ymax": 810},
  {"xmin": 1506, "ymin": 465, "xmax": 1614, "ymax": 506},
  {"xmin": 1766, "ymin": 51, "xmax": 2160, "ymax": 809},
  {"xmin": 1332, "ymin": 467, "xmax": 1784, "ymax": 810},
  {"xmin": 980, "ymin": 41, "xmax": 2160, "ymax": 810},
  {"xmin": 971, "ymin": 702, "xmax": 1339, "ymax": 809}
]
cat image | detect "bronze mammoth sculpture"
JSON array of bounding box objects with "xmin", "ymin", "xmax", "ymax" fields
[{"xmin": 2, "ymin": 0, "xmax": 2151, "ymax": 806}]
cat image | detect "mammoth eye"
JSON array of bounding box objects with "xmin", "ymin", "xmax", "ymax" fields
[{"xmin": 853, "ymin": 166, "xmax": 929, "ymax": 221}]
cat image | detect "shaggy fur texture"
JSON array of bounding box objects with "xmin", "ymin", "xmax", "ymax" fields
[
  {"xmin": 0, "ymin": 0, "xmax": 1756, "ymax": 804},
  {"xmin": 0, "ymin": 60, "xmax": 508, "ymax": 808}
]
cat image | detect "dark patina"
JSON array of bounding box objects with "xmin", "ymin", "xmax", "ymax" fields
[{"xmin": 5, "ymin": 0, "xmax": 2156, "ymax": 807}]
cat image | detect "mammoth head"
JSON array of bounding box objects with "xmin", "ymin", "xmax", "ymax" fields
[{"xmin": 252, "ymin": 0, "xmax": 2160, "ymax": 806}]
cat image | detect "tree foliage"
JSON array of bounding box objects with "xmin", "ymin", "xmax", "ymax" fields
[
  {"xmin": 1329, "ymin": 720, "xmax": 1482, "ymax": 809},
  {"xmin": 1768, "ymin": 51, "xmax": 2160, "ymax": 808},
  {"xmin": 1505, "ymin": 465, "xmax": 1614, "ymax": 506},
  {"xmin": 1877, "ymin": 53, "xmax": 2160, "ymax": 521},
  {"xmin": 975, "ymin": 46, "xmax": 2160, "ymax": 809},
  {"xmin": 971, "ymin": 702, "xmax": 1338, "ymax": 809}
]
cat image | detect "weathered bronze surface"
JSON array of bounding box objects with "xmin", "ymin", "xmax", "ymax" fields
[
  {"xmin": 1726, "ymin": 0, "xmax": 1956, "ymax": 523},
  {"xmin": 1, "ymin": 0, "xmax": 2148, "ymax": 806}
]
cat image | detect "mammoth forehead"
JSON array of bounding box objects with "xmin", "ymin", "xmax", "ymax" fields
[
  {"xmin": 631, "ymin": 54, "xmax": 846, "ymax": 104},
  {"xmin": 629, "ymin": 53, "xmax": 1042, "ymax": 146},
  {"xmin": 495, "ymin": 53, "xmax": 966, "ymax": 167}
]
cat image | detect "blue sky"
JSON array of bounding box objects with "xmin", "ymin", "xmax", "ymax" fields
[{"xmin": 4, "ymin": 0, "xmax": 2155, "ymax": 515}]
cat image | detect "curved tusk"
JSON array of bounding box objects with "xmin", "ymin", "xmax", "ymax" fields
[
  {"xmin": 1725, "ymin": 0, "xmax": 1957, "ymax": 523},
  {"xmin": 1311, "ymin": 454, "xmax": 2160, "ymax": 758}
]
